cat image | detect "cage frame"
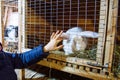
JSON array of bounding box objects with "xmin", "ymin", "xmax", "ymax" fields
[
  {"xmin": 19, "ymin": 0, "xmax": 118, "ymax": 79},
  {"xmin": 20, "ymin": 0, "xmax": 118, "ymax": 79},
  {"xmin": 0, "ymin": 1, "xmax": 4, "ymax": 43},
  {"xmin": 0, "ymin": 0, "xmax": 119, "ymax": 80},
  {"xmin": 22, "ymin": 0, "xmax": 108, "ymax": 64}
]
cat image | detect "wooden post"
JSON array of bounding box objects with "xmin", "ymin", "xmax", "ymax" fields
[
  {"xmin": 3, "ymin": 6, "xmax": 9, "ymax": 29},
  {"xmin": 0, "ymin": 1, "xmax": 3, "ymax": 43},
  {"xmin": 22, "ymin": 0, "xmax": 28, "ymax": 51},
  {"xmin": 96, "ymin": 0, "xmax": 109, "ymax": 64},
  {"xmin": 20, "ymin": 0, "xmax": 26, "ymax": 79},
  {"xmin": 0, "ymin": 0, "xmax": 2, "ymax": 42},
  {"xmin": 104, "ymin": 0, "xmax": 118, "ymax": 72},
  {"xmin": 18, "ymin": 0, "xmax": 23, "ymax": 80}
]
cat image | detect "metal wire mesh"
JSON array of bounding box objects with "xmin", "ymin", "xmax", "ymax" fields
[{"xmin": 25, "ymin": 0, "xmax": 100, "ymax": 54}]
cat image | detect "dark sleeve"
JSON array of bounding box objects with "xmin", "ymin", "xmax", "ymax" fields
[{"xmin": 8, "ymin": 44, "xmax": 49, "ymax": 69}]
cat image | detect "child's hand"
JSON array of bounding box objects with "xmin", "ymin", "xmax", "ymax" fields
[{"xmin": 44, "ymin": 31, "xmax": 63, "ymax": 52}]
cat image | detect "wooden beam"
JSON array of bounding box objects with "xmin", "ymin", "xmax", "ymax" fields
[
  {"xmin": 0, "ymin": 1, "xmax": 4, "ymax": 43},
  {"xmin": 0, "ymin": 0, "xmax": 2, "ymax": 42},
  {"xmin": 47, "ymin": 53, "xmax": 101, "ymax": 69},
  {"xmin": 4, "ymin": 5, "xmax": 18, "ymax": 8},
  {"xmin": 37, "ymin": 59, "xmax": 113, "ymax": 80},
  {"xmin": 20, "ymin": 0, "xmax": 27, "ymax": 80},
  {"xmin": 104, "ymin": 0, "xmax": 118, "ymax": 72},
  {"xmin": 3, "ymin": 6, "xmax": 9, "ymax": 27},
  {"xmin": 96, "ymin": 0, "xmax": 109, "ymax": 65},
  {"xmin": 18, "ymin": 0, "xmax": 22, "ymax": 80}
]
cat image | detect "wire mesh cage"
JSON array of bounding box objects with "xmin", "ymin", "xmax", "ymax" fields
[
  {"xmin": 0, "ymin": 0, "xmax": 120, "ymax": 79},
  {"xmin": 25, "ymin": 0, "xmax": 101, "ymax": 60},
  {"xmin": 22, "ymin": 0, "xmax": 110, "ymax": 79},
  {"xmin": 22, "ymin": 0, "xmax": 120, "ymax": 79}
]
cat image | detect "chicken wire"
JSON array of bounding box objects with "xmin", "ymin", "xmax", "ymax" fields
[{"xmin": 25, "ymin": 0, "xmax": 101, "ymax": 60}]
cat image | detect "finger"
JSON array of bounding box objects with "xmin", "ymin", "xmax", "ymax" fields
[
  {"xmin": 50, "ymin": 32, "xmax": 55, "ymax": 39},
  {"xmin": 57, "ymin": 38, "xmax": 63, "ymax": 43},
  {"xmin": 55, "ymin": 30, "xmax": 63, "ymax": 39},
  {"xmin": 54, "ymin": 45, "xmax": 63, "ymax": 50},
  {"xmin": 53, "ymin": 30, "xmax": 60, "ymax": 39},
  {"xmin": 60, "ymin": 33, "xmax": 69, "ymax": 40}
]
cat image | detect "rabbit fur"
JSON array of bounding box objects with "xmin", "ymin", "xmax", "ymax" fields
[{"xmin": 61, "ymin": 27, "xmax": 98, "ymax": 55}]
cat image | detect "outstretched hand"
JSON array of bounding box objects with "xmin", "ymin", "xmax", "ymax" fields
[{"xmin": 43, "ymin": 31, "xmax": 63, "ymax": 52}]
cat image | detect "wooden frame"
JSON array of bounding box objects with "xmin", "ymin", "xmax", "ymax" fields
[
  {"xmin": 96, "ymin": 0, "xmax": 109, "ymax": 64},
  {"xmin": 22, "ymin": 0, "xmax": 108, "ymax": 63},
  {"xmin": 0, "ymin": 0, "xmax": 118, "ymax": 79},
  {"xmin": 22, "ymin": 0, "xmax": 109, "ymax": 64},
  {"xmin": 0, "ymin": 0, "xmax": 2, "ymax": 42},
  {"xmin": 0, "ymin": 1, "xmax": 4, "ymax": 43},
  {"xmin": 38, "ymin": 54, "xmax": 111, "ymax": 80},
  {"xmin": 21, "ymin": 0, "xmax": 32, "ymax": 52},
  {"xmin": 104, "ymin": 0, "xmax": 119, "ymax": 72},
  {"xmin": 19, "ymin": 0, "xmax": 119, "ymax": 79}
]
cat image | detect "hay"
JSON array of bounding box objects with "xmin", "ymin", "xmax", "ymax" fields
[
  {"xmin": 68, "ymin": 45, "xmax": 97, "ymax": 60},
  {"xmin": 112, "ymin": 45, "xmax": 120, "ymax": 78},
  {"xmin": 51, "ymin": 45, "xmax": 120, "ymax": 77}
]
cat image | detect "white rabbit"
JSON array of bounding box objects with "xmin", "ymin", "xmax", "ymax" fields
[{"xmin": 61, "ymin": 27, "xmax": 98, "ymax": 55}]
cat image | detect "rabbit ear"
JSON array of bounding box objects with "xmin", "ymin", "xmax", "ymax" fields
[
  {"xmin": 61, "ymin": 33, "xmax": 70, "ymax": 40},
  {"xmin": 79, "ymin": 31, "xmax": 99, "ymax": 38}
]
